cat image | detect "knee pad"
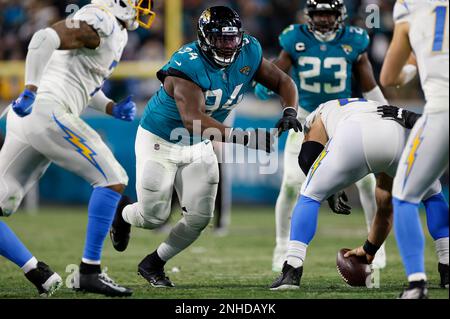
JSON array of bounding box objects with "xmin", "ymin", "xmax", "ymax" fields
[
  {"xmin": 140, "ymin": 161, "xmax": 173, "ymax": 228},
  {"xmin": 0, "ymin": 181, "xmax": 24, "ymax": 217},
  {"xmin": 184, "ymin": 213, "xmax": 213, "ymax": 232}
]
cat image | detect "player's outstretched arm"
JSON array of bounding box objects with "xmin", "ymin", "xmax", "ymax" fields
[
  {"xmin": 12, "ymin": 20, "xmax": 100, "ymax": 117},
  {"xmin": 354, "ymin": 53, "xmax": 388, "ymax": 104},
  {"xmin": 345, "ymin": 173, "xmax": 394, "ymax": 263},
  {"xmin": 380, "ymin": 22, "xmax": 413, "ymax": 87},
  {"xmin": 254, "ymin": 50, "xmax": 293, "ymax": 100},
  {"xmin": 167, "ymin": 76, "xmax": 274, "ymax": 153},
  {"xmin": 254, "ymin": 58, "xmax": 302, "ymax": 136}
]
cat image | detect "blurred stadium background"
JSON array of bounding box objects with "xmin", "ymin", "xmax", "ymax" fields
[{"xmin": 0, "ymin": 0, "xmax": 448, "ymax": 209}]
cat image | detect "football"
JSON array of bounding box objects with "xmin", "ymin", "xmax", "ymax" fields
[{"xmin": 336, "ymin": 248, "xmax": 372, "ymax": 287}]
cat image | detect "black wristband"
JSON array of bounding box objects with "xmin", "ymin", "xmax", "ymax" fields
[{"xmin": 363, "ymin": 239, "xmax": 380, "ymax": 256}]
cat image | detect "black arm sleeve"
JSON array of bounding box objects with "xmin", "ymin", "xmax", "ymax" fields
[{"xmin": 298, "ymin": 141, "xmax": 325, "ymax": 176}]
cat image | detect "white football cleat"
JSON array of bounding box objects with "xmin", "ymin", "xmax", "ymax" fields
[{"xmin": 372, "ymin": 243, "xmax": 387, "ymax": 269}]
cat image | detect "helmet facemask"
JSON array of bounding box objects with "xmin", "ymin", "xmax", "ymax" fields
[
  {"xmin": 92, "ymin": 0, "xmax": 156, "ymax": 31},
  {"xmin": 127, "ymin": 0, "xmax": 156, "ymax": 30},
  {"xmin": 203, "ymin": 27, "xmax": 244, "ymax": 67}
]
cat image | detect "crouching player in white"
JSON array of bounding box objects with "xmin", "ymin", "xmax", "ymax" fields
[
  {"xmin": 269, "ymin": 99, "xmax": 448, "ymax": 293},
  {"xmin": 379, "ymin": 0, "xmax": 449, "ymax": 298},
  {"xmin": 0, "ymin": 0, "xmax": 157, "ymax": 297},
  {"xmin": 109, "ymin": 6, "xmax": 302, "ymax": 288},
  {"xmin": 254, "ymin": 0, "xmax": 388, "ymax": 271}
]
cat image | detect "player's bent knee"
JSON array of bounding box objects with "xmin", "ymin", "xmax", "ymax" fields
[
  {"xmin": 184, "ymin": 213, "xmax": 213, "ymax": 232},
  {"xmin": 0, "ymin": 184, "xmax": 24, "ymax": 217},
  {"xmin": 107, "ymin": 184, "xmax": 126, "ymax": 194}
]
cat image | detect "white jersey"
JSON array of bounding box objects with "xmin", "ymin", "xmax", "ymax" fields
[
  {"xmin": 305, "ymin": 99, "xmax": 380, "ymax": 138},
  {"xmin": 37, "ymin": 4, "xmax": 128, "ymax": 116},
  {"xmin": 393, "ymin": 0, "xmax": 449, "ymax": 112}
]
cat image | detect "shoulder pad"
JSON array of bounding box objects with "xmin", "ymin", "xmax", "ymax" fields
[{"xmin": 74, "ymin": 5, "xmax": 115, "ymax": 38}]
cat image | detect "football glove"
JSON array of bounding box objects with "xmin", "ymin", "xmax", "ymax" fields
[
  {"xmin": 254, "ymin": 83, "xmax": 274, "ymax": 101},
  {"xmin": 377, "ymin": 105, "xmax": 421, "ymax": 129},
  {"xmin": 112, "ymin": 96, "xmax": 137, "ymax": 122},
  {"xmin": 229, "ymin": 128, "xmax": 275, "ymax": 153},
  {"xmin": 275, "ymin": 107, "xmax": 303, "ymax": 136},
  {"xmin": 327, "ymin": 191, "xmax": 352, "ymax": 215},
  {"xmin": 12, "ymin": 89, "xmax": 36, "ymax": 117}
]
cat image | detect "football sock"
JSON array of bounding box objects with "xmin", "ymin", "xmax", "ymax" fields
[
  {"xmin": 157, "ymin": 214, "xmax": 211, "ymax": 261},
  {"xmin": 393, "ymin": 198, "xmax": 426, "ymax": 277},
  {"xmin": 287, "ymin": 241, "xmax": 307, "ymax": 268},
  {"xmin": 274, "ymin": 182, "xmax": 298, "ymax": 247},
  {"xmin": 82, "ymin": 187, "xmax": 121, "ymax": 263},
  {"xmin": 424, "ymin": 192, "xmax": 449, "ymax": 240},
  {"xmin": 0, "ymin": 221, "xmax": 34, "ymax": 268},
  {"xmin": 435, "ymin": 238, "xmax": 449, "ymax": 265},
  {"xmin": 21, "ymin": 257, "xmax": 38, "ymax": 274},
  {"xmin": 290, "ymin": 195, "xmax": 321, "ymax": 245},
  {"xmin": 355, "ymin": 174, "xmax": 377, "ymax": 232}
]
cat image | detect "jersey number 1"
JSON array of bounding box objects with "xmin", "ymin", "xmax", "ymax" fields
[{"xmin": 432, "ymin": 6, "xmax": 448, "ymax": 52}]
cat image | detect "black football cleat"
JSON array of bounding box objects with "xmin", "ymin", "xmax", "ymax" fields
[
  {"xmin": 398, "ymin": 280, "xmax": 428, "ymax": 299},
  {"xmin": 439, "ymin": 263, "xmax": 449, "ymax": 289},
  {"xmin": 270, "ymin": 261, "xmax": 303, "ymax": 290},
  {"xmin": 24, "ymin": 261, "xmax": 63, "ymax": 297},
  {"xmin": 138, "ymin": 254, "xmax": 175, "ymax": 288},
  {"xmin": 73, "ymin": 269, "xmax": 133, "ymax": 297},
  {"xmin": 110, "ymin": 195, "xmax": 133, "ymax": 252}
]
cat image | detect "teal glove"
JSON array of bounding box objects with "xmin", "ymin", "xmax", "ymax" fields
[{"xmin": 254, "ymin": 83, "xmax": 274, "ymax": 101}]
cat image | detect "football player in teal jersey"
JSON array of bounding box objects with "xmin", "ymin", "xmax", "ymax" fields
[
  {"xmin": 254, "ymin": 0, "xmax": 390, "ymax": 272},
  {"xmin": 110, "ymin": 6, "xmax": 302, "ymax": 287}
]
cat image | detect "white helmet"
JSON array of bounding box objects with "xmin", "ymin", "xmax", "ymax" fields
[{"xmin": 91, "ymin": 0, "xmax": 156, "ymax": 31}]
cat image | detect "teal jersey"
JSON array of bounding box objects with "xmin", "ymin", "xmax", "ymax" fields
[
  {"xmin": 140, "ymin": 35, "xmax": 263, "ymax": 144},
  {"xmin": 279, "ymin": 24, "xmax": 370, "ymax": 113}
]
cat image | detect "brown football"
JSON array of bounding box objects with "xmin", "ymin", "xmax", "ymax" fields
[{"xmin": 336, "ymin": 248, "xmax": 372, "ymax": 287}]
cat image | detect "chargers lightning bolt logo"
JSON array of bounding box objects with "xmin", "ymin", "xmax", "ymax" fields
[
  {"xmin": 53, "ymin": 114, "xmax": 107, "ymax": 181},
  {"xmin": 403, "ymin": 118, "xmax": 426, "ymax": 189}
]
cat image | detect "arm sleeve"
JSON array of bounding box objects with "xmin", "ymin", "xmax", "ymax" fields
[
  {"xmin": 88, "ymin": 90, "xmax": 113, "ymax": 113},
  {"xmin": 25, "ymin": 28, "xmax": 61, "ymax": 87}
]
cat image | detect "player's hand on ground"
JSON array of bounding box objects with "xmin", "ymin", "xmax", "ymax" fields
[
  {"xmin": 112, "ymin": 96, "xmax": 137, "ymax": 122},
  {"xmin": 12, "ymin": 89, "xmax": 36, "ymax": 117},
  {"xmin": 344, "ymin": 246, "xmax": 375, "ymax": 264},
  {"xmin": 229, "ymin": 128, "xmax": 275, "ymax": 153},
  {"xmin": 275, "ymin": 107, "xmax": 303, "ymax": 137},
  {"xmin": 254, "ymin": 83, "xmax": 274, "ymax": 101},
  {"xmin": 327, "ymin": 191, "xmax": 351, "ymax": 215}
]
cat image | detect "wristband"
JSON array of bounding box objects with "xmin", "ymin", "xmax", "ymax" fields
[{"xmin": 363, "ymin": 239, "xmax": 380, "ymax": 256}]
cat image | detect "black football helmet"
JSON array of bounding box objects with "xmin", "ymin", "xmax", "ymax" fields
[
  {"xmin": 197, "ymin": 6, "xmax": 244, "ymax": 68},
  {"xmin": 305, "ymin": 0, "xmax": 347, "ymax": 38}
]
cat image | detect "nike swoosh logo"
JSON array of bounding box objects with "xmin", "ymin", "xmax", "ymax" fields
[
  {"xmin": 95, "ymin": 14, "xmax": 104, "ymax": 22},
  {"xmin": 174, "ymin": 61, "xmax": 182, "ymax": 66}
]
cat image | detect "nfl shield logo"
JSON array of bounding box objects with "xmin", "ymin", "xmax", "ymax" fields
[{"xmin": 320, "ymin": 44, "xmax": 327, "ymax": 51}]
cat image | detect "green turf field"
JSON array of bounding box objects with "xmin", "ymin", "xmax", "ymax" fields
[{"xmin": 0, "ymin": 206, "xmax": 448, "ymax": 299}]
